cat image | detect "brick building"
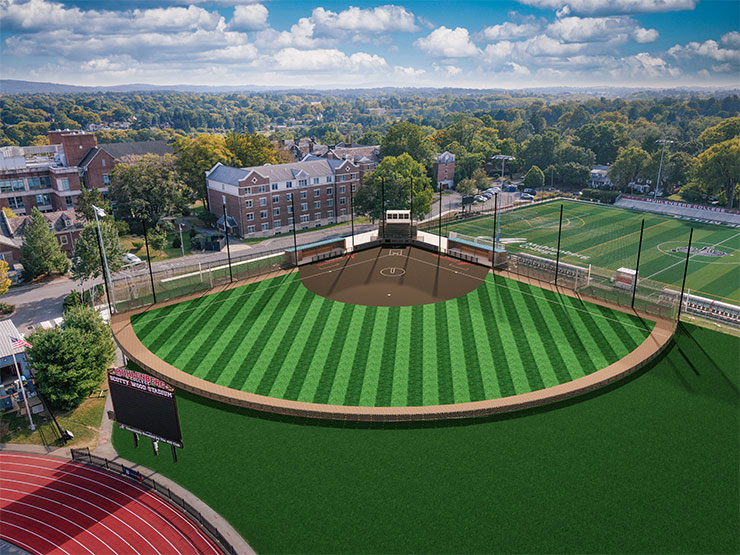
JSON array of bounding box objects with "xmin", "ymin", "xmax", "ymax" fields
[
  {"xmin": 206, "ymin": 159, "xmax": 361, "ymax": 238},
  {"xmin": 0, "ymin": 209, "xmax": 83, "ymax": 263},
  {"xmin": 434, "ymin": 151, "xmax": 455, "ymax": 189}
]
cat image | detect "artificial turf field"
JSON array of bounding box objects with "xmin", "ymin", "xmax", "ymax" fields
[
  {"xmin": 446, "ymin": 200, "xmax": 740, "ymax": 303},
  {"xmin": 113, "ymin": 323, "xmax": 740, "ymax": 554},
  {"xmin": 131, "ymin": 267, "xmax": 654, "ymax": 407}
]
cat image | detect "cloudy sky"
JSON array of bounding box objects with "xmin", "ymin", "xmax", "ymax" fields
[{"xmin": 1, "ymin": 0, "xmax": 738, "ymax": 89}]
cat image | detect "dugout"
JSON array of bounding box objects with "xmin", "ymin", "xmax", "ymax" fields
[
  {"xmin": 381, "ymin": 210, "xmax": 417, "ymax": 244},
  {"xmin": 447, "ymin": 236, "xmax": 507, "ymax": 268},
  {"xmin": 513, "ymin": 252, "xmax": 590, "ymax": 289},
  {"xmin": 284, "ymin": 237, "xmax": 346, "ymax": 266}
]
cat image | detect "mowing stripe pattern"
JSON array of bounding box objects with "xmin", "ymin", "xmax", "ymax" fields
[{"xmin": 132, "ymin": 273, "xmax": 654, "ymax": 407}]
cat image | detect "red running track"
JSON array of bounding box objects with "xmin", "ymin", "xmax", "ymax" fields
[{"xmin": 0, "ymin": 453, "xmax": 221, "ymax": 554}]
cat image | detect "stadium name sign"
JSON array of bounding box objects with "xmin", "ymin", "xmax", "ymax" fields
[{"xmin": 520, "ymin": 242, "xmax": 591, "ymax": 261}]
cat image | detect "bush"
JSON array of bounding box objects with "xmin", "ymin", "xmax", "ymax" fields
[
  {"xmin": 189, "ymin": 228, "xmax": 197, "ymax": 239},
  {"xmin": 172, "ymin": 236, "xmax": 181, "ymax": 249},
  {"xmin": 679, "ymin": 182, "xmax": 706, "ymax": 203},
  {"xmin": 63, "ymin": 291, "xmax": 83, "ymax": 311},
  {"xmin": 0, "ymin": 302, "xmax": 15, "ymax": 315},
  {"xmin": 82, "ymin": 284, "xmax": 105, "ymax": 305},
  {"xmin": 148, "ymin": 225, "xmax": 168, "ymax": 251},
  {"xmin": 131, "ymin": 240, "xmax": 144, "ymax": 250},
  {"xmin": 581, "ymin": 188, "xmax": 621, "ymax": 204},
  {"xmin": 114, "ymin": 220, "xmax": 130, "ymax": 236}
]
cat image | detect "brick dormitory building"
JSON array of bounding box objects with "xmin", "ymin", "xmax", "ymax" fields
[
  {"xmin": 206, "ymin": 158, "xmax": 361, "ymax": 238},
  {"xmin": 0, "ymin": 130, "xmax": 172, "ymax": 263}
]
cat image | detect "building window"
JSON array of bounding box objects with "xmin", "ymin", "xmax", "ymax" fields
[
  {"xmin": 314, "ymin": 213, "xmax": 321, "ymax": 221},
  {"xmin": 57, "ymin": 178, "xmax": 70, "ymax": 191},
  {"xmin": 8, "ymin": 197, "xmax": 23, "ymax": 209},
  {"xmin": 327, "ymin": 187, "xmax": 333, "ymax": 195},
  {"xmin": 340, "ymin": 208, "xmax": 347, "ymax": 216},
  {"xmin": 273, "ymin": 207, "xmax": 280, "ymax": 216},
  {"xmin": 27, "ymin": 177, "xmax": 41, "ymax": 190},
  {"xmin": 247, "ymin": 225, "xmax": 255, "ymax": 233},
  {"xmin": 328, "ymin": 210, "xmax": 334, "ymax": 218},
  {"xmin": 314, "ymin": 201, "xmax": 321, "ymax": 209},
  {"xmin": 300, "ymin": 191, "xmax": 307, "ymax": 199},
  {"xmin": 326, "ymin": 176, "xmax": 332, "ymax": 183},
  {"xmin": 59, "ymin": 235, "xmax": 68, "ymax": 244},
  {"xmin": 274, "ymin": 221, "xmax": 282, "ymax": 228},
  {"xmin": 288, "ymin": 217, "xmax": 294, "ymax": 225},
  {"xmin": 244, "ymin": 187, "xmax": 252, "ymax": 194},
  {"xmin": 314, "ymin": 189, "xmax": 321, "ymax": 197},
  {"xmin": 327, "ymin": 199, "xmax": 334, "ymax": 207},
  {"xmin": 259, "ymin": 197, "xmax": 267, "ymax": 207},
  {"xmin": 65, "ymin": 196, "xmax": 74, "ymax": 209},
  {"xmin": 288, "ymin": 205, "xmax": 293, "ymax": 214},
  {"xmin": 1, "ymin": 179, "xmax": 24, "ymax": 193},
  {"xmin": 300, "ymin": 215, "xmax": 310, "ymax": 223},
  {"xmin": 36, "ymin": 194, "xmax": 51, "ymax": 205},
  {"xmin": 272, "ymin": 195, "xmax": 279, "ymax": 203},
  {"xmin": 338, "ymin": 175, "xmax": 347, "ymax": 182},
  {"xmin": 286, "ymin": 181, "xmax": 293, "ymax": 188},
  {"xmin": 351, "ymin": 185, "xmax": 357, "ymax": 193},
  {"xmin": 103, "ymin": 174, "xmax": 110, "ymax": 186},
  {"xmin": 298, "ymin": 179, "xmax": 307, "ymax": 187},
  {"xmin": 351, "ymin": 173, "xmax": 358, "ymax": 180},
  {"xmin": 272, "ymin": 183, "xmax": 279, "ymax": 191},
  {"xmin": 245, "ymin": 199, "xmax": 253, "ymax": 208},
  {"xmin": 258, "ymin": 185, "xmax": 267, "ymax": 193},
  {"xmin": 260, "ymin": 210, "xmax": 268, "ymax": 219},
  {"xmin": 101, "ymin": 158, "xmax": 106, "ymax": 167},
  {"xmin": 340, "ymin": 198, "xmax": 346, "ymax": 205},
  {"xmin": 247, "ymin": 212, "xmax": 254, "ymax": 221},
  {"xmin": 300, "ymin": 203, "xmax": 308, "ymax": 212},
  {"xmin": 261, "ymin": 223, "xmax": 270, "ymax": 231},
  {"xmin": 339, "ymin": 186, "xmax": 346, "ymax": 194},
  {"xmin": 313, "ymin": 178, "xmax": 320, "ymax": 184}
]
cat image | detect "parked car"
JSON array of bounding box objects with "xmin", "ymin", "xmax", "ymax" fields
[
  {"xmin": 486, "ymin": 187, "xmax": 501, "ymax": 194},
  {"xmin": 523, "ymin": 188, "xmax": 537, "ymax": 196},
  {"xmin": 474, "ymin": 195, "xmax": 487, "ymax": 203},
  {"xmin": 504, "ymin": 185, "xmax": 517, "ymax": 193},
  {"xmin": 122, "ymin": 253, "xmax": 143, "ymax": 265},
  {"xmin": 520, "ymin": 193, "xmax": 534, "ymax": 200}
]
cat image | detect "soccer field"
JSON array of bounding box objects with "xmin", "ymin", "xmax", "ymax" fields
[
  {"xmin": 446, "ymin": 200, "xmax": 740, "ymax": 303},
  {"xmin": 131, "ymin": 271, "xmax": 653, "ymax": 407}
]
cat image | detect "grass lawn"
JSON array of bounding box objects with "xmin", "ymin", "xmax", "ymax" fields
[
  {"xmin": 112, "ymin": 322, "xmax": 739, "ymax": 554},
  {"xmin": 132, "ymin": 272, "xmax": 654, "ymax": 407},
  {"xmin": 446, "ymin": 200, "xmax": 740, "ymax": 302},
  {"xmin": 120, "ymin": 232, "xmax": 193, "ymax": 261},
  {"xmin": 0, "ymin": 386, "xmax": 108, "ymax": 449}
]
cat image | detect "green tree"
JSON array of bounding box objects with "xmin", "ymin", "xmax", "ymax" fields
[
  {"xmin": 20, "ymin": 208, "xmax": 70, "ymax": 280},
  {"xmin": 699, "ymin": 117, "xmax": 740, "ymax": 147},
  {"xmin": 523, "ymin": 166, "xmax": 545, "ymax": 190},
  {"xmin": 380, "ymin": 122, "xmax": 434, "ymax": 167},
  {"xmin": 354, "ymin": 153, "xmax": 433, "ymax": 220},
  {"xmin": 72, "ymin": 220, "xmax": 123, "ymax": 287},
  {"xmin": 456, "ymin": 177, "xmax": 477, "ymax": 196},
  {"xmin": 109, "ymin": 154, "xmax": 186, "ymax": 228},
  {"xmin": 0, "ymin": 260, "xmax": 10, "ymax": 297},
  {"xmin": 225, "ymin": 132, "xmax": 278, "ymax": 167},
  {"xmin": 357, "ymin": 130, "xmax": 383, "ymax": 145},
  {"xmin": 521, "ymin": 131, "xmax": 561, "ymax": 170},
  {"xmin": 148, "ymin": 224, "xmax": 169, "ymax": 251},
  {"xmin": 173, "ymin": 134, "xmax": 235, "ymax": 210},
  {"xmin": 693, "ymin": 138, "xmax": 740, "ymax": 208},
  {"xmin": 471, "ymin": 168, "xmax": 489, "ymax": 190},
  {"xmin": 27, "ymin": 305, "xmax": 115, "ymax": 411},
  {"xmin": 573, "ymin": 122, "xmax": 628, "ymax": 165},
  {"xmin": 608, "ymin": 146, "xmax": 650, "ymax": 190},
  {"xmin": 555, "ymin": 143, "xmax": 596, "ymax": 167},
  {"xmin": 556, "ymin": 162, "xmax": 591, "ymax": 189},
  {"xmin": 678, "ymin": 181, "xmax": 707, "ymax": 203},
  {"xmin": 75, "ymin": 188, "xmax": 110, "ymax": 222}
]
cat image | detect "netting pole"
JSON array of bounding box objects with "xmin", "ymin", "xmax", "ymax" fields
[
  {"xmin": 409, "ymin": 177, "xmax": 414, "ymax": 238},
  {"xmin": 631, "ymin": 218, "xmax": 645, "ymax": 309},
  {"xmin": 141, "ymin": 219, "xmax": 157, "ymax": 304},
  {"xmin": 381, "ymin": 177, "xmax": 386, "ymax": 239},
  {"xmin": 677, "ymin": 227, "xmax": 694, "ymax": 321},
  {"xmin": 492, "ymin": 191, "xmax": 498, "ymax": 252},
  {"xmin": 222, "ymin": 200, "xmax": 233, "ymax": 283},
  {"xmin": 438, "ymin": 186, "xmax": 442, "ymax": 253},
  {"xmin": 350, "ymin": 187, "xmax": 355, "ymax": 251},
  {"xmin": 554, "ymin": 204, "xmax": 563, "ymax": 286},
  {"xmin": 291, "ymin": 193, "xmax": 298, "ymax": 266}
]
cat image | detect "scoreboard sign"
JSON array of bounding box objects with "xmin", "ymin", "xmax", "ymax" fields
[{"xmin": 108, "ymin": 368, "xmax": 183, "ymax": 448}]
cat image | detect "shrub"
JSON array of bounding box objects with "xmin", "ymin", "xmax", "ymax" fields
[
  {"xmin": 172, "ymin": 236, "xmax": 181, "ymax": 249},
  {"xmin": 82, "ymin": 284, "xmax": 105, "ymax": 305},
  {"xmin": 131, "ymin": 240, "xmax": 144, "ymax": 250},
  {"xmin": 679, "ymin": 181, "xmax": 706, "ymax": 203},
  {"xmin": 0, "ymin": 302, "xmax": 15, "ymax": 315},
  {"xmin": 114, "ymin": 220, "xmax": 130, "ymax": 236},
  {"xmin": 63, "ymin": 291, "xmax": 83, "ymax": 311},
  {"xmin": 581, "ymin": 188, "xmax": 621, "ymax": 204}
]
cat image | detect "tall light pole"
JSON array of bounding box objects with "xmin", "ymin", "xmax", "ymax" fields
[
  {"xmin": 178, "ymin": 223, "xmax": 185, "ymax": 257},
  {"xmin": 492, "ymin": 155, "xmax": 515, "ymax": 248},
  {"xmin": 654, "ymin": 139, "xmax": 673, "ymax": 201},
  {"xmin": 92, "ymin": 205, "xmax": 115, "ymax": 315}
]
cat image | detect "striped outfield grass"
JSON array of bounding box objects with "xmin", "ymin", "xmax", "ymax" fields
[
  {"xmin": 131, "ymin": 272, "xmax": 654, "ymax": 407},
  {"xmin": 446, "ymin": 200, "xmax": 740, "ymax": 303}
]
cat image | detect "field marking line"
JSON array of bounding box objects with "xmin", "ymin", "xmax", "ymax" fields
[
  {"xmin": 0, "ymin": 521, "xmax": 72, "ymax": 555},
  {"xmin": 0, "ymin": 508, "xmax": 92, "ymax": 555},
  {"xmin": 645, "ymin": 231, "xmax": 740, "ymax": 281},
  {"xmin": 577, "ymin": 219, "xmax": 671, "ymax": 255}
]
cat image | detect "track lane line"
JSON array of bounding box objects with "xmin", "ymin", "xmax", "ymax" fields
[{"xmin": 1, "ymin": 509, "xmax": 87, "ymax": 555}]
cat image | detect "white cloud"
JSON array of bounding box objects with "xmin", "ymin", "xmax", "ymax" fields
[
  {"xmin": 482, "ymin": 41, "xmax": 516, "ymax": 64},
  {"xmin": 516, "ymin": 0, "xmax": 697, "ymax": 15},
  {"xmin": 394, "ymin": 65, "xmax": 425, "ymax": 76},
  {"xmin": 481, "ymin": 22, "xmax": 541, "ymax": 41},
  {"xmin": 547, "ymin": 16, "xmax": 657, "ymax": 43},
  {"xmin": 311, "ymin": 5, "xmax": 418, "ymax": 34},
  {"xmin": 415, "ymin": 27, "xmax": 480, "ymax": 58},
  {"xmin": 506, "ymin": 61, "xmax": 531, "ymax": 75},
  {"xmin": 668, "ymin": 38, "xmax": 740, "ymax": 64},
  {"xmin": 229, "ymin": 4, "xmax": 268, "ymax": 31},
  {"xmin": 622, "ymin": 52, "xmax": 681, "ymax": 77},
  {"xmin": 271, "ymin": 48, "xmax": 387, "ymax": 72},
  {"xmin": 720, "ymin": 31, "xmax": 740, "ymax": 48},
  {"xmin": 433, "ymin": 63, "xmax": 463, "ymax": 75},
  {"xmin": 255, "ymin": 18, "xmax": 322, "ymax": 50}
]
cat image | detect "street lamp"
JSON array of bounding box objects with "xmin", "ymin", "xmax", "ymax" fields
[
  {"xmin": 654, "ymin": 139, "xmax": 674, "ymax": 201},
  {"xmin": 92, "ymin": 205, "xmax": 114, "ymax": 315},
  {"xmin": 178, "ymin": 223, "xmax": 185, "ymax": 257},
  {"xmin": 492, "ymin": 155, "xmax": 515, "ymax": 248}
]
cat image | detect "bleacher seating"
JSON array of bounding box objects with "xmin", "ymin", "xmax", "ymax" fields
[{"xmin": 615, "ymin": 197, "xmax": 740, "ymax": 227}]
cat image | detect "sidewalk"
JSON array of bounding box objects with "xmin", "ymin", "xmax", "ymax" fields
[{"xmin": 1, "ymin": 392, "xmax": 255, "ymax": 555}]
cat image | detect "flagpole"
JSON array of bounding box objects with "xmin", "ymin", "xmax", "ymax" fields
[{"xmin": 9, "ymin": 338, "xmax": 34, "ymax": 431}]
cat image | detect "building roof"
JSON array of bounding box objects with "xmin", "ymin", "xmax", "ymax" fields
[
  {"xmin": 208, "ymin": 159, "xmax": 353, "ymax": 187},
  {"xmin": 0, "ymin": 319, "xmax": 27, "ymax": 358},
  {"xmin": 435, "ymin": 151, "xmax": 455, "ymax": 163},
  {"xmin": 5, "ymin": 209, "xmax": 83, "ymax": 238},
  {"xmin": 97, "ymin": 140, "xmax": 173, "ymax": 160}
]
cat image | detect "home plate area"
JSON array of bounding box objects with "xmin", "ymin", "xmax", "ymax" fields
[{"xmin": 299, "ymin": 246, "xmax": 489, "ymax": 306}]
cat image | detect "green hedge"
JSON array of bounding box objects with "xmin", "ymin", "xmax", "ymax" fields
[{"xmin": 581, "ymin": 188, "xmax": 620, "ymax": 204}]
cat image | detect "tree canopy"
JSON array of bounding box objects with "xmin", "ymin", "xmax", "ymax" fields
[
  {"xmin": 19, "ymin": 207, "xmax": 70, "ymax": 280},
  {"xmin": 693, "ymin": 138, "xmax": 740, "ymax": 208},
  {"xmin": 72, "ymin": 220, "xmax": 124, "ymax": 285},
  {"xmin": 380, "ymin": 122, "xmax": 434, "ymax": 167}
]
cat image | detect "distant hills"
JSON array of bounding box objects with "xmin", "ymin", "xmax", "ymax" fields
[{"xmin": 1, "ymin": 79, "xmax": 738, "ymax": 97}]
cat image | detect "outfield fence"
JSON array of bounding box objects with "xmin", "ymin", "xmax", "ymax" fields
[{"xmin": 69, "ymin": 447, "xmax": 237, "ymax": 554}]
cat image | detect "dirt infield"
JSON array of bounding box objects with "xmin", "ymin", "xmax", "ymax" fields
[{"xmin": 299, "ymin": 246, "xmax": 490, "ymax": 306}]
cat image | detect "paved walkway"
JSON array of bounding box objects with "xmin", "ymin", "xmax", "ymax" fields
[{"xmin": 0, "ymin": 391, "xmax": 255, "ymax": 555}]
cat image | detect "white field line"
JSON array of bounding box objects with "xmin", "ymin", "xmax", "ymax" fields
[
  {"xmin": 0, "ymin": 520, "xmax": 70, "ymax": 555},
  {"xmin": 160, "ymin": 252, "xmax": 283, "ymax": 284},
  {"xmin": 645, "ymin": 231, "xmax": 740, "ymax": 281}
]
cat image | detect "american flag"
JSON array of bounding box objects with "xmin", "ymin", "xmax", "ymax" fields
[{"xmin": 10, "ymin": 337, "xmax": 32, "ymax": 349}]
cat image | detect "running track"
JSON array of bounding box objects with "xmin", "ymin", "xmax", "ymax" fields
[{"xmin": 0, "ymin": 453, "xmax": 221, "ymax": 554}]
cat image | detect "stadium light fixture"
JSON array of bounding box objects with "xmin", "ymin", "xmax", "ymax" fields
[
  {"xmin": 91, "ymin": 204, "xmax": 115, "ymax": 315},
  {"xmin": 492, "ymin": 155, "xmax": 515, "ymax": 247}
]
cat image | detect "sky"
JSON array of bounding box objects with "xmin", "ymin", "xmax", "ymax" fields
[{"xmin": 1, "ymin": 0, "xmax": 739, "ymax": 89}]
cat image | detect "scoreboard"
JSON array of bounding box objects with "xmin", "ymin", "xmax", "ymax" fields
[{"xmin": 107, "ymin": 368, "xmax": 183, "ymax": 448}]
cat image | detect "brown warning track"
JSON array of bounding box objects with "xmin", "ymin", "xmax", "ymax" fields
[{"xmin": 111, "ymin": 262, "xmax": 675, "ymax": 422}]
